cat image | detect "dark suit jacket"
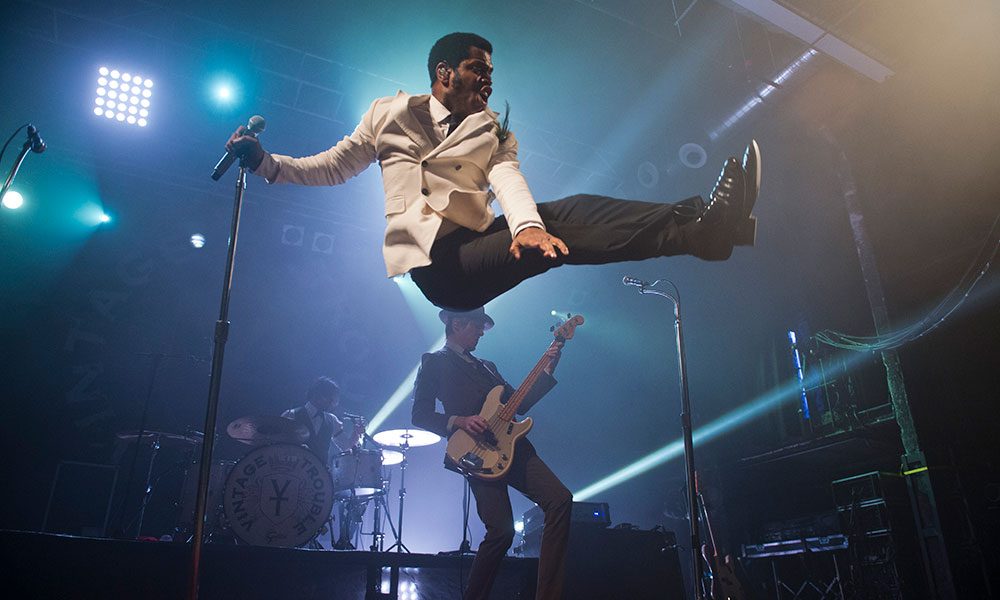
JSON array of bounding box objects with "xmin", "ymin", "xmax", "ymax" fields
[
  {"xmin": 411, "ymin": 347, "xmax": 556, "ymax": 438},
  {"xmin": 284, "ymin": 406, "xmax": 340, "ymax": 465}
]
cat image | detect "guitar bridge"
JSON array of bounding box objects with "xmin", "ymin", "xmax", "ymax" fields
[{"xmin": 460, "ymin": 453, "xmax": 484, "ymax": 472}]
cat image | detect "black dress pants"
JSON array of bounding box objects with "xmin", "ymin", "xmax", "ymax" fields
[
  {"xmin": 410, "ymin": 194, "xmax": 703, "ymax": 310},
  {"xmin": 464, "ymin": 439, "xmax": 572, "ymax": 600}
]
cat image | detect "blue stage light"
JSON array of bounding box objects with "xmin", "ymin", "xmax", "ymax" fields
[
  {"xmin": 2, "ymin": 190, "xmax": 24, "ymax": 209},
  {"xmin": 215, "ymin": 83, "xmax": 234, "ymax": 102},
  {"xmin": 210, "ymin": 77, "xmax": 241, "ymax": 108}
]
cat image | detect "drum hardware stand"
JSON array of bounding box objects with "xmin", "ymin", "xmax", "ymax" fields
[
  {"xmin": 385, "ymin": 441, "xmax": 411, "ymax": 553},
  {"xmin": 368, "ymin": 472, "xmax": 400, "ymax": 552},
  {"xmin": 110, "ymin": 352, "xmax": 162, "ymax": 538},
  {"xmin": 189, "ymin": 131, "xmax": 261, "ymax": 599},
  {"xmin": 369, "ymin": 487, "xmax": 385, "ymax": 552},
  {"xmin": 441, "ymin": 477, "xmax": 476, "ymax": 555},
  {"xmin": 133, "ymin": 433, "xmax": 162, "ymax": 537},
  {"xmin": 623, "ymin": 276, "xmax": 705, "ymax": 600}
]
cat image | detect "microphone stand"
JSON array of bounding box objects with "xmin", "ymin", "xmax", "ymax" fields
[
  {"xmin": 187, "ymin": 157, "xmax": 250, "ymax": 600},
  {"xmin": 625, "ymin": 278, "xmax": 704, "ymax": 600},
  {"xmin": 1, "ymin": 128, "xmax": 42, "ymax": 201}
]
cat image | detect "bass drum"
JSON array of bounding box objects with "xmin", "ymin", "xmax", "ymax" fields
[{"xmin": 223, "ymin": 443, "xmax": 334, "ymax": 547}]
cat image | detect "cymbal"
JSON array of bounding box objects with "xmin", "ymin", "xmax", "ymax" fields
[
  {"xmin": 226, "ymin": 415, "xmax": 309, "ymax": 446},
  {"xmin": 116, "ymin": 430, "xmax": 201, "ymax": 446},
  {"xmin": 372, "ymin": 428, "xmax": 441, "ymax": 448},
  {"xmin": 381, "ymin": 449, "xmax": 404, "ymax": 466}
]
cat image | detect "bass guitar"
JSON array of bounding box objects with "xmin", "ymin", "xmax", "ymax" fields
[{"xmin": 445, "ymin": 315, "xmax": 584, "ymax": 480}]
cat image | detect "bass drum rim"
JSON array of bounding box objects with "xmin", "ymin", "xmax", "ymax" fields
[{"xmin": 222, "ymin": 443, "xmax": 334, "ymax": 548}]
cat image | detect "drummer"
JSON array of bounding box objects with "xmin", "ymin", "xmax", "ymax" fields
[
  {"xmin": 282, "ymin": 376, "xmax": 366, "ymax": 550},
  {"xmin": 281, "ymin": 376, "xmax": 364, "ymax": 466}
]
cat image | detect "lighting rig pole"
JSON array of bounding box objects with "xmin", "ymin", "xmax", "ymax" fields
[
  {"xmin": 622, "ymin": 276, "xmax": 705, "ymax": 600},
  {"xmin": 824, "ymin": 129, "xmax": 957, "ymax": 599}
]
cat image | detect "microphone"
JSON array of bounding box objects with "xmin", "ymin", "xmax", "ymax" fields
[
  {"xmin": 622, "ymin": 275, "xmax": 650, "ymax": 288},
  {"xmin": 211, "ymin": 115, "xmax": 266, "ymax": 181},
  {"xmin": 26, "ymin": 125, "xmax": 46, "ymax": 153}
]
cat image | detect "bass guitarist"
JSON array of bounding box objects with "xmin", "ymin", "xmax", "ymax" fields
[{"xmin": 411, "ymin": 307, "xmax": 571, "ymax": 600}]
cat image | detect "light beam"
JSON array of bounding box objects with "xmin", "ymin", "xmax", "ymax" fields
[{"xmin": 573, "ymin": 350, "xmax": 871, "ymax": 500}]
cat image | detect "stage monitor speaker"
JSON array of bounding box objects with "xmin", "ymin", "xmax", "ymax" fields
[{"xmin": 42, "ymin": 461, "xmax": 118, "ymax": 537}]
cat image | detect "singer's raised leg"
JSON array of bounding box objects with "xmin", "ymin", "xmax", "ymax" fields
[{"xmin": 410, "ymin": 194, "xmax": 702, "ymax": 310}]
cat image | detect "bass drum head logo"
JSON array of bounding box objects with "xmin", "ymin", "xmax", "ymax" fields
[{"xmin": 223, "ymin": 443, "xmax": 334, "ymax": 547}]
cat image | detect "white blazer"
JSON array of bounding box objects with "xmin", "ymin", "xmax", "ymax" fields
[{"xmin": 256, "ymin": 91, "xmax": 545, "ymax": 277}]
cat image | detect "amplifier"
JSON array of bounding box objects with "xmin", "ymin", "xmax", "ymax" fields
[
  {"xmin": 521, "ymin": 501, "xmax": 610, "ymax": 537},
  {"xmin": 526, "ymin": 526, "xmax": 684, "ymax": 600}
]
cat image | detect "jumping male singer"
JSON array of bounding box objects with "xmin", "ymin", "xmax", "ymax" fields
[{"xmin": 226, "ymin": 32, "xmax": 762, "ymax": 311}]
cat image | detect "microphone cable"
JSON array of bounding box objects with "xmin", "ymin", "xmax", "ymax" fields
[{"xmin": 0, "ymin": 123, "xmax": 30, "ymax": 166}]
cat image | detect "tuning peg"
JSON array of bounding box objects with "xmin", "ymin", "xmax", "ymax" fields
[{"xmin": 550, "ymin": 325, "xmax": 555, "ymax": 332}]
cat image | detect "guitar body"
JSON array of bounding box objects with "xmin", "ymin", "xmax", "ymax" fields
[{"xmin": 445, "ymin": 385, "xmax": 533, "ymax": 480}]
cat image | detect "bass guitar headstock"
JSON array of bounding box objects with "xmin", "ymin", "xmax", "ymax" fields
[{"xmin": 551, "ymin": 314, "xmax": 585, "ymax": 342}]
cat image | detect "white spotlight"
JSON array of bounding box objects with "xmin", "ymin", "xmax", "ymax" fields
[
  {"xmin": 94, "ymin": 67, "xmax": 153, "ymax": 127},
  {"xmin": 190, "ymin": 233, "xmax": 206, "ymax": 248},
  {"xmin": 2, "ymin": 190, "xmax": 24, "ymax": 209}
]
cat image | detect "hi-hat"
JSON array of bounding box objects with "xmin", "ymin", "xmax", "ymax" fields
[
  {"xmin": 372, "ymin": 428, "xmax": 440, "ymax": 448},
  {"xmin": 226, "ymin": 415, "xmax": 309, "ymax": 446},
  {"xmin": 117, "ymin": 430, "xmax": 201, "ymax": 446}
]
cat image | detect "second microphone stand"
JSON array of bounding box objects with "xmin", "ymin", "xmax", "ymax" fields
[{"xmin": 626, "ymin": 278, "xmax": 704, "ymax": 600}]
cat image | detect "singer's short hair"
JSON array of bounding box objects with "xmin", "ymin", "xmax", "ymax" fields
[
  {"xmin": 306, "ymin": 376, "xmax": 340, "ymax": 402},
  {"xmin": 427, "ymin": 32, "xmax": 493, "ymax": 85}
]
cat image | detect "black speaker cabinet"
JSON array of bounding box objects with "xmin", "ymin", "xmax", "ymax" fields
[{"xmin": 563, "ymin": 526, "xmax": 684, "ymax": 600}]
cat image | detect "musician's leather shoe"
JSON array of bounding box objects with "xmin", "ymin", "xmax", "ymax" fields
[{"xmin": 689, "ymin": 140, "xmax": 761, "ymax": 260}]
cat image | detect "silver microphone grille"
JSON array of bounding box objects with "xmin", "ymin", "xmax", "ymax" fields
[{"xmin": 246, "ymin": 115, "xmax": 266, "ymax": 134}]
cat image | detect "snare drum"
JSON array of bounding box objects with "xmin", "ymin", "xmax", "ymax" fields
[
  {"xmin": 330, "ymin": 449, "xmax": 384, "ymax": 498},
  {"xmin": 223, "ymin": 443, "xmax": 334, "ymax": 547}
]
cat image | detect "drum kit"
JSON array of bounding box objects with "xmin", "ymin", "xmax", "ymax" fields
[{"xmin": 117, "ymin": 415, "xmax": 441, "ymax": 551}]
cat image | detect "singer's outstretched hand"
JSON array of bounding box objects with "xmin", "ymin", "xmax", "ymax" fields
[{"xmin": 225, "ymin": 126, "xmax": 265, "ymax": 171}]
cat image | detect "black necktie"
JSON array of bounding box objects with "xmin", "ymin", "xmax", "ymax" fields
[
  {"xmin": 466, "ymin": 352, "xmax": 499, "ymax": 383},
  {"xmin": 446, "ymin": 117, "xmax": 458, "ymax": 137}
]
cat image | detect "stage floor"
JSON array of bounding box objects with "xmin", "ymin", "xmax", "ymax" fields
[{"xmin": 0, "ymin": 530, "xmax": 537, "ymax": 599}]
